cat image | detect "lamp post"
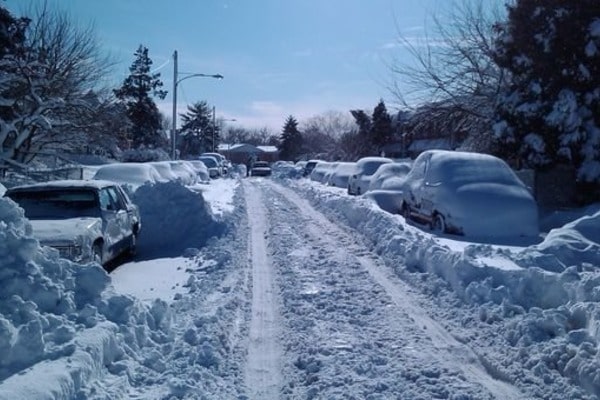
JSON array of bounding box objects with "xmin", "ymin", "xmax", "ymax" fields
[{"xmin": 171, "ymin": 50, "xmax": 223, "ymax": 159}]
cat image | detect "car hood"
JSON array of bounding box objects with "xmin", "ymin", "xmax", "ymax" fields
[{"xmin": 29, "ymin": 218, "xmax": 102, "ymax": 244}]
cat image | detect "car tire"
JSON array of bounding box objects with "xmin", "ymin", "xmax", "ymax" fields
[
  {"xmin": 357, "ymin": 187, "xmax": 361, "ymax": 195},
  {"xmin": 431, "ymin": 213, "xmax": 446, "ymax": 233},
  {"xmin": 347, "ymin": 186, "xmax": 353, "ymax": 195},
  {"xmin": 401, "ymin": 203, "xmax": 411, "ymax": 220}
]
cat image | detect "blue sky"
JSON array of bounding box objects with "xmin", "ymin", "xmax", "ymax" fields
[{"xmin": 5, "ymin": 0, "xmax": 446, "ymax": 132}]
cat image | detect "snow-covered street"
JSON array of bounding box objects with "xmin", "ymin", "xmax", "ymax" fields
[{"xmin": 1, "ymin": 174, "xmax": 600, "ymax": 399}]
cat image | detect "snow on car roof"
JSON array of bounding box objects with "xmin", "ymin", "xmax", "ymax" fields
[{"xmin": 7, "ymin": 179, "xmax": 119, "ymax": 191}]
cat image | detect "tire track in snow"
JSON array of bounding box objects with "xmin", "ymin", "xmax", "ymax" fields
[
  {"xmin": 267, "ymin": 181, "xmax": 524, "ymax": 400},
  {"xmin": 243, "ymin": 182, "xmax": 282, "ymax": 399}
]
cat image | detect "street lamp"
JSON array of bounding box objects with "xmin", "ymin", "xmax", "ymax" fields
[{"xmin": 171, "ymin": 50, "xmax": 223, "ymax": 159}]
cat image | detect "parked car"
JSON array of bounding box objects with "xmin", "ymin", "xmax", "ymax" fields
[
  {"xmin": 201, "ymin": 152, "xmax": 228, "ymax": 175},
  {"xmin": 309, "ymin": 161, "xmax": 332, "ymax": 183},
  {"xmin": 198, "ymin": 156, "xmax": 222, "ymax": 178},
  {"xmin": 327, "ymin": 162, "xmax": 356, "ymax": 188},
  {"xmin": 303, "ymin": 160, "xmax": 320, "ymax": 177},
  {"xmin": 399, "ymin": 150, "xmax": 539, "ymax": 237},
  {"xmin": 187, "ymin": 160, "xmax": 210, "ymax": 182},
  {"xmin": 5, "ymin": 180, "xmax": 141, "ymax": 266},
  {"xmin": 93, "ymin": 163, "xmax": 162, "ymax": 190},
  {"xmin": 149, "ymin": 161, "xmax": 178, "ymax": 182},
  {"xmin": 368, "ymin": 162, "xmax": 412, "ymax": 191},
  {"xmin": 347, "ymin": 157, "xmax": 393, "ymax": 195},
  {"xmin": 250, "ymin": 161, "xmax": 272, "ymax": 176},
  {"xmin": 168, "ymin": 161, "xmax": 198, "ymax": 185}
]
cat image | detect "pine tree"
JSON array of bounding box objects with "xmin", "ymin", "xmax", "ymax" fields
[
  {"xmin": 492, "ymin": 0, "xmax": 600, "ymax": 181},
  {"xmin": 350, "ymin": 109, "xmax": 372, "ymax": 158},
  {"xmin": 114, "ymin": 45, "xmax": 167, "ymax": 149},
  {"xmin": 178, "ymin": 101, "xmax": 218, "ymax": 157},
  {"xmin": 371, "ymin": 100, "xmax": 393, "ymax": 156},
  {"xmin": 278, "ymin": 115, "xmax": 303, "ymax": 161}
]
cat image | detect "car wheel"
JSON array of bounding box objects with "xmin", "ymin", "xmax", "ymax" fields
[
  {"xmin": 357, "ymin": 187, "xmax": 361, "ymax": 195},
  {"xmin": 401, "ymin": 203, "xmax": 411, "ymax": 220},
  {"xmin": 347, "ymin": 186, "xmax": 353, "ymax": 195},
  {"xmin": 92, "ymin": 242, "xmax": 104, "ymax": 265},
  {"xmin": 431, "ymin": 213, "xmax": 446, "ymax": 233}
]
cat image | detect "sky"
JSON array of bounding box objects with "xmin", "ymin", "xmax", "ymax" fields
[
  {"xmin": 4, "ymin": 0, "xmax": 452, "ymax": 132},
  {"xmin": 1, "ymin": 162, "xmax": 600, "ymax": 398}
]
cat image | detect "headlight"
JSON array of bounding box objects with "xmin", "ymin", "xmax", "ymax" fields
[{"xmin": 53, "ymin": 244, "xmax": 84, "ymax": 261}]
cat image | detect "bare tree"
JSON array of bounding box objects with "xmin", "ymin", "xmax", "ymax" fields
[
  {"xmin": 0, "ymin": 3, "xmax": 113, "ymax": 164},
  {"xmin": 388, "ymin": 0, "xmax": 508, "ymax": 152}
]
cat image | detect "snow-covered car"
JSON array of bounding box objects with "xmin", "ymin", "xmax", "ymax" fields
[
  {"xmin": 303, "ymin": 159, "xmax": 320, "ymax": 177},
  {"xmin": 250, "ymin": 161, "xmax": 272, "ymax": 177},
  {"xmin": 368, "ymin": 162, "xmax": 412, "ymax": 191},
  {"xmin": 309, "ymin": 161, "xmax": 332, "ymax": 183},
  {"xmin": 5, "ymin": 180, "xmax": 141, "ymax": 266},
  {"xmin": 347, "ymin": 157, "xmax": 393, "ymax": 195},
  {"xmin": 93, "ymin": 162, "xmax": 162, "ymax": 190},
  {"xmin": 187, "ymin": 160, "xmax": 210, "ymax": 182},
  {"xmin": 149, "ymin": 161, "xmax": 178, "ymax": 182},
  {"xmin": 198, "ymin": 156, "xmax": 222, "ymax": 178},
  {"xmin": 168, "ymin": 160, "xmax": 198, "ymax": 185},
  {"xmin": 400, "ymin": 150, "xmax": 539, "ymax": 237},
  {"xmin": 327, "ymin": 162, "xmax": 356, "ymax": 188},
  {"xmin": 201, "ymin": 152, "xmax": 228, "ymax": 175}
]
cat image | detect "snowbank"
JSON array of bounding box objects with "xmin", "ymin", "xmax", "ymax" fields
[
  {"xmin": 283, "ymin": 178, "xmax": 600, "ymax": 395},
  {"xmin": 0, "ymin": 179, "xmax": 230, "ymax": 399}
]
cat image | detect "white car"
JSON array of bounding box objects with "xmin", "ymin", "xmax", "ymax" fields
[
  {"xmin": 93, "ymin": 163, "xmax": 162, "ymax": 190},
  {"xmin": 187, "ymin": 160, "xmax": 210, "ymax": 182},
  {"xmin": 327, "ymin": 162, "xmax": 356, "ymax": 188},
  {"xmin": 368, "ymin": 162, "xmax": 412, "ymax": 191},
  {"xmin": 347, "ymin": 157, "xmax": 393, "ymax": 195},
  {"xmin": 198, "ymin": 156, "xmax": 222, "ymax": 179},
  {"xmin": 5, "ymin": 180, "xmax": 141, "ymax": 266},
  {"xmin": 400, "ymin": 150, "xmax": 539, "ymax": 238},
  {"xmin": 309, "ymin": 161, "xmax": 332, "ymax": 183}
]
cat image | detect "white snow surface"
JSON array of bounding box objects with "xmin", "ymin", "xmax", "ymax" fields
[{"xmin": 0, "ymin": 170, "xmax": 600, "ymax": 399}]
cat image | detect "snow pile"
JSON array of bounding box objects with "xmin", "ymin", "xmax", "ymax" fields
[
  {"xmin": 0, "ymin": 179, "xmax": 232, "ymax": 399},
  {"xmin": 0, "ymin": 196, "xmax": 173, "ymax": 399},
  {"xmin": 133, "ymin": 181, "xmax": 228, "ymax": 259},
  {"xmin": 284, "ymin": 178, "xmax": 600, "ymax": 396}
]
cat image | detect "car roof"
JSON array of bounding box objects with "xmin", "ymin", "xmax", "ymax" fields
[{"xmin": 7, "ymin": 179, "xmax": 118, "ymax": 192}]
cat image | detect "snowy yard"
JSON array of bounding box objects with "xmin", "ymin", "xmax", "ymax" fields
[{"xmin": 1, "ymin": 173, "xmax": 600, "ymax": 399}]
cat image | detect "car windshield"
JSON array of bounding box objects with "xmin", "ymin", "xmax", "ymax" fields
[
  {"xmin": 199, "ymin": 157, "xmax": 217, "ymax": 168},
  {"xmin": 362, "ymin": 161, "xmax": 388, "ymax": 175},
  {"xmin": 431, "ymin": 158, "xmax": 520, "ymax": 186},
  {"xmin": 7, "ymin": 189, "xmax": 100, "ymax": 219}
]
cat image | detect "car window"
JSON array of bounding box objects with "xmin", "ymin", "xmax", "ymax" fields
[
  {"xmin": 107, "ymin": 187, "xmax": 125, "ymax": 210},
  {"xmin": 8, "ymin": 188, "xmax": 100, "ymax": 219},
  {"xmin": 98, "ymin": 188, "xmax": 113, "ymax": 210}
]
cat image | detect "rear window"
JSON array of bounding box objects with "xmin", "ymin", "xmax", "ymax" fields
[{"xmin": 7, "ymin": 188, "xmax": 100, "ymax": 219}]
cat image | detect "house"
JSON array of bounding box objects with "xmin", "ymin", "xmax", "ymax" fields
[{"xmin": 218, "ymin": 143, "xmax": 279, "ymax": 165}]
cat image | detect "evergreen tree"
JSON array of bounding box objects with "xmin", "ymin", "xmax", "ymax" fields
[
  {"xmin": 178, "ymin": 101, "xmax": 218, "ymax": 157},
  {"xmin": 350, "ymin": 109, "xmax": 372, "ymax": 158},
  {"xmin": 492, "ymin": 0, "xmax": 600, "ymax": 181},
  {"xmin": 371, "ymin": 100, "xmax": 393, "ymax": 155},
  {"xmin": 114, "ymin": 45, "xmax": 167, "ymax": 149},
  {"xmin": 278, "ymin": 115, "xmax": 303, "ymax": 161}
]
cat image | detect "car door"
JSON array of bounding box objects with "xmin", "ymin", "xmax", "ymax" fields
[
  {"xmin": 99, "ymin": 187, "xmax": 129, "ymax": 256},
  {"xmin": 404, "ymin": 153, "xmax": 430, "ymax": 212}
]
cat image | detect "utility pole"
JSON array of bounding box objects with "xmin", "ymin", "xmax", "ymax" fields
[
  {"xmin": 171, "ymin": 50, "xmax": 178, "ymax": 159},
  {"xmin": 212, "ymin": 105, "xmax": 216, "ymax": 152}
]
